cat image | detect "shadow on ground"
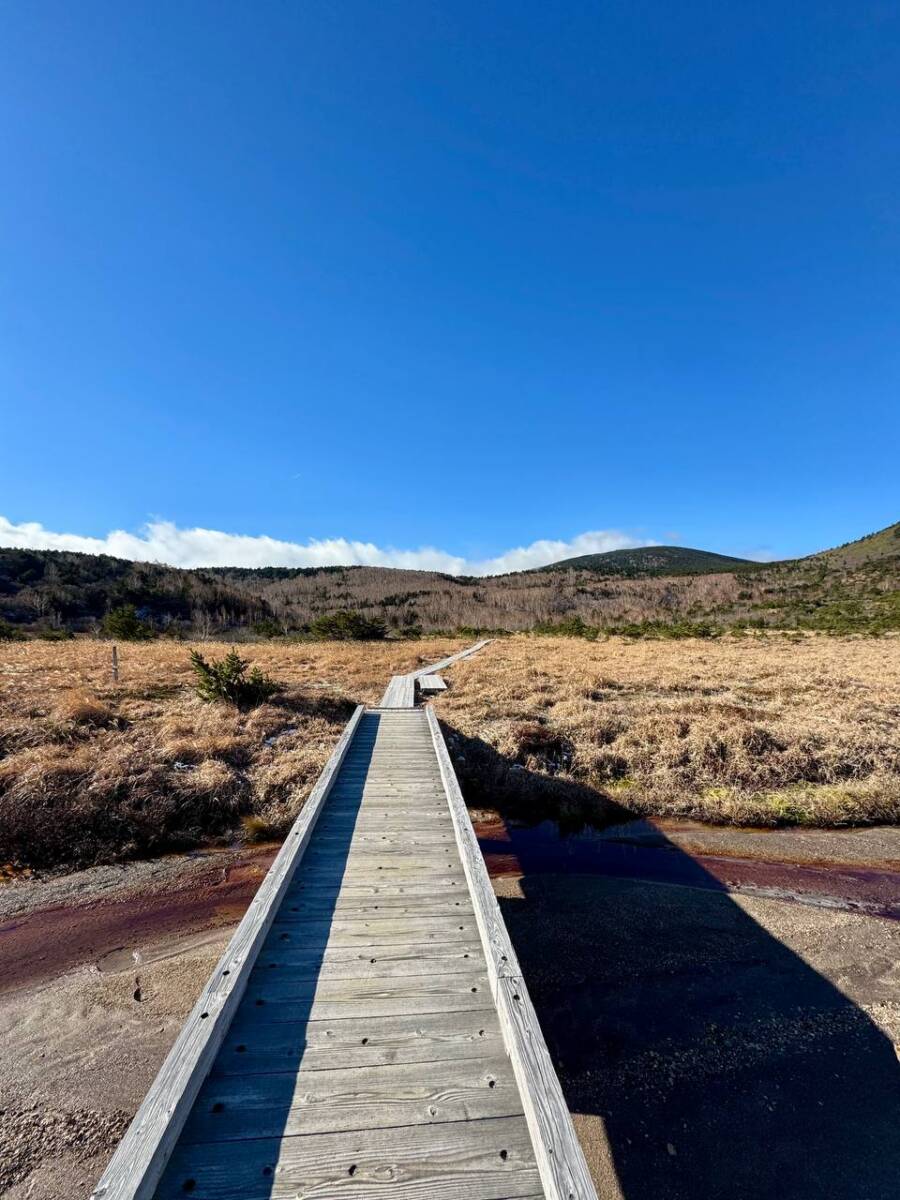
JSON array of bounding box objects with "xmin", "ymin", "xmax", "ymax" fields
[{"xmin": 445, "ymin": 723, "xmax": 900, "ymax": 1200}]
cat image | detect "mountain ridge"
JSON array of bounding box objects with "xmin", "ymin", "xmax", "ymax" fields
[{"xmin": 0, "ymin": 519, "xmax": 897, "ymax": 637}]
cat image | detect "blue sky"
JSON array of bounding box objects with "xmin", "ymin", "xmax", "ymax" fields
[{"xmin": 1, "ymin": 2, "xmax": 898, "ymax": 572}]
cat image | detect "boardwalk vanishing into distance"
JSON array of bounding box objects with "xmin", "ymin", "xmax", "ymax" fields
[{"xmin": 92, "ymin": 643, "xmax": 595, "ymax": 1200}]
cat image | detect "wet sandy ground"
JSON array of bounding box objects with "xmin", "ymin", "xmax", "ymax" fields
[
  {"xmin": 1, "ymin": 827, "xmax": 899, "ymax": 1198},
  {"xmin": 0, "ymin": 846, "xmax": 276, "ymax": 1196},
  {"xmin": 0, "ymin": 844, "xmax": 277, "ymax": 996}
]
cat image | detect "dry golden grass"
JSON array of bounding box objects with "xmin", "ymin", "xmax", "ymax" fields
[
  {"xmin": 2, "ymin": 633, "xmax": 898, "ymax": 870},
  {"xmin": 435, "ymin": 634, "xmax": 900, "ymax": 827},
  {"xmin": 0, "ymin": 638, "xmax": 467, "ymax": 868}
]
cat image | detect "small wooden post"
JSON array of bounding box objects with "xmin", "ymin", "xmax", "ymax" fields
[{"xmin": 111, "ymin": 644, "xmax": 119, "ymax": 683}]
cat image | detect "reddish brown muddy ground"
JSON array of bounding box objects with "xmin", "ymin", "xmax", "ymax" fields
[{"xmin": 0, "ymin": 844, "xmax": 277, "ymax": 997}]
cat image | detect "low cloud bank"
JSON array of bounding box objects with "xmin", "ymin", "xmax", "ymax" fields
[{"xmin": 0, "ymin": 516, "xmax": 649, "ymax": 577}]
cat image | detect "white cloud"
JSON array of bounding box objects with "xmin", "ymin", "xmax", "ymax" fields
[
  {"xmin": 468, "ymin": 531, "xmax": 650, "ymax": 575},
  {"xmin": 0, "ymin": 516, "xmax": 649, "ymax": 577}
]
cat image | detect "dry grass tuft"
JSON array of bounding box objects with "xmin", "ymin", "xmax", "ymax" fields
[
  {"xmin": 54, "ymin": 691, "xmax": 118, "ymax": 728},
  {"xmin": 435, "ymin": 633, "xmax": 900, "ymax": 828}
]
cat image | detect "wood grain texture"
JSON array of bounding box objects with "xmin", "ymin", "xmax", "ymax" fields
[
  {"xmin": 312, "ymin": 829, "xmax": 456, "ymax": 846},
  {"xmin": 265, "ymin": 916, "xmax": 479, "ymax": 947},
  {"xmin": 181, "ymin": 1055, "xmax": 522, "ymax": 1141},
  {"xmin": 154, "ymin": 1112, "xmax": 540, "ymax": 1200},
  {"xmin": 380, "ymin": 674, "xmax": 416, "ymax": 708},
  {"xmin": 283, "ymin": 872, "xmax": 469, "ymax": 892},
  {"xmin": 252, "ymin": 944, "xmax": 481, "ymax": 979},
  {"xmin": 204, "ymin": 980, "xmax": 491, "ymax": 1023},
  {"xmin": 264, "ymin": 927, "xmax": 475, "ymax": 952},
  {"xmin": 269, "ymin": 897, "xmax": 474, "ymax": 921},
  {"xmin": 426, "ymin": 706, "xmax": 597, "ymax": 1200},
  {"xmin": 417, "ymin": 673, "xmax": 447, "ymax": 693},
  {"xmin": 90, "ymin": 705, "xmax": 366, "ymax": 1200},
  {"xmin": 215, "ymin": 1009, "xmax": 504, "ymax": 1076},
  {"xmin": 289, "ymin": 879, "xmax": 471, "ymax": 899}
]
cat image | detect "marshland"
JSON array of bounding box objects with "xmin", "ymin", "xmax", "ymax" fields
[
  {"xmin": 2, "ymin": 633, "xmax": 898, "ymax": 874},
  {"xmin": 2, "ymin": 633, "xmax": 900, "ymax": 1199}
]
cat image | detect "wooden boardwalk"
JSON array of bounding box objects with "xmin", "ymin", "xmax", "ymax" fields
[
  {"xmin": 380, "ymin": 640, "xmax": 490, "ymax": 709},
  {"xmin": 93, "ymin": 646, "xmax": 595, "ymax": 1200}
]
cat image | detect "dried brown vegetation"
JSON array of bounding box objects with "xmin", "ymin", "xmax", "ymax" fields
[
  {"xmin": 2, "ymin": 634, "xmax": 898, "ymax": 873},
  {"xmin": 435, "ymin": 634, "xmax": 900, "ymax": 828},
  {"xmin": 0, "ymin": 638, "xmax": 467, "ymax": 869}
]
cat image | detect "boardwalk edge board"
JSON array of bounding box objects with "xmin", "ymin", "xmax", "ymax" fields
[
  {"xmin": 90, "ymin": 704, "xmax": 366, "ymax": 1200},
  {"xmin": 426, "ymin": 705, "xmax": 598, "ymax": 1200}
]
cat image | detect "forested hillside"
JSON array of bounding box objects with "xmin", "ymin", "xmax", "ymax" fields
[{"xmin": 2, "ymin": 521, "xmax": 899, "ymax": 638}]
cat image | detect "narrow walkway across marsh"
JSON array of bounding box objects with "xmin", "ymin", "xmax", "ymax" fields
[{"xmin": 93, "ymin": 645, "xmax": 593, "ymax": 1200}]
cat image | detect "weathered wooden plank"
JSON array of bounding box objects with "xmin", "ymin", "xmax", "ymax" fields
[
  {"xmin": 154, "ymin": 1112, "xmax": 540, "ymax": 1200},
  {"xmin": 305, "ymin": 811, "xmax": 450, "ymax": 826},
  {"xmin": 426, "ymin": 706, "xmax": 597, "ymax": 1200},
  {"xmin": 264, "ymin": 924, "xmax": 477, "ymax": 951},
  {"xmin": 286, "ymin": 866, "xmax": 468, "ymax": 885},
  {"xmin": 270, "ymin": 913, "xmax": 478, "ymax": 937},
  {"xmin": 276, "ymin": 903, "xmax": 473, "ymax": 925},
  {"xmin": 90, "ymin": 705, "xmax": 367, "ymax": 1200},
  {"xmin": 380, "ymin": 673, "xmax": 416, "ymax": 708},
  {"xmin": 272, "ymin": 897, "xmax": 474, "ymax": 921},
  {"xmin": 253, "ymin": 944, "xmax": 481, "ymax": 979},
  {"xmin": 335, "ymin": 763, "xmax": 443, "ymax": 770},
  {"xmin": 281, "ymin": 883, "xmax": 468, "ymax": 902},
  {"xmin": 328, "ymin": 780, "xmax": 441, "ymax": 789},
  {"xmin": 279, "ymin": 893, "xmax": 473, "ymax": 912},
  {"xmin": 312, "ymin": 830, "xmax": 456, "ymax": 846},
  {"xmin": 237, "ymin": 970, "xmax": 492, "ymax": 1021},
  {"xmin": 318, "ymin": 797, "xmax": 450, "ymax": 810},
  {"xmin": 417, "ymin": 673, "xmax": 447, "ymax": 694},
  {"xmin": 299, "ymin": 844, "xmax": 459, "ymax": 864},
  {"xmin": 328, "ymin": 777, "xmax": 434, "ymax": 786},
  {"xmin": 181, "ymin": 1055, "xmax": 522, "ymax": 1142},
  {"xmin": 330, "ymin": 773, "xmax": 444, "ymax": 781},
  {"xmin": 277, "ymin": 888, "xmax": 475, "ymax": 902},
  {"xmin": 289, "ymin": 878, "xmax": 470, "ymax": 899},
  {"xmin": 315, "ymin": 812, "xmax": 454, "ymax": 829},
  {"xmin": 274, "ymin": 907, "xmax": 475, "ymax": 927},
  {"xmin": 325, "ymin": 787, "xmax": 446, "ymax": 796},
  {"xmin": 331, "ymin": 776, "xmax": 443, "ymax": 785},
  {"xmin": 215, "ymin": 1010, "xmax": 503, "ymax": 1077},
  {"xmin": 321, "ymin": 804, "xmax": 449, "ymax": 815},
  {"xmin": 289, "ymin": 863, "xmax": 456, "ymax": 885},
  {"xmin": 295, "ymin": 838, "xmax": 458, "ymax": 856},
  {"xmin": 283, "ymin": 864, "xmax": 463, "ymax": 885},
  {"xmin": 324, "ymin": 799, "xmax": 447, "ymax": 808}
]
